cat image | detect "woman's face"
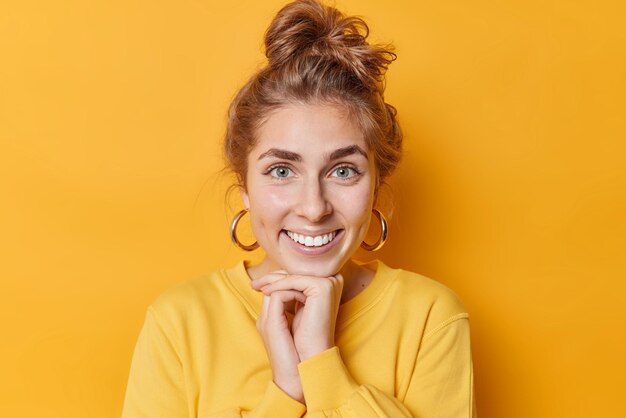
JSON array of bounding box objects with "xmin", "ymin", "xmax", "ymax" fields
[{"xmin": 242, "ymin": 103, "xmax": 377, "ymax": 277}]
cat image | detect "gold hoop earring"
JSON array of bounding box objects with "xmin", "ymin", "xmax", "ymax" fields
[
  {"xmin": 230, "ymin": 209, "xmax": 259, "ymax": 251},
  {"xmin": 361, "ymin": 209, "xmax": 388, "ymax": 251}
]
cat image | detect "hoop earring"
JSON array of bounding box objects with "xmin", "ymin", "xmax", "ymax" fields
[
  {"xmin": 361, "ymin": 209, "xmax": 388, "ymax": 251},
  {"xmin": 230, "ymin": 209, "xmax": 259, "ymax": 251}
]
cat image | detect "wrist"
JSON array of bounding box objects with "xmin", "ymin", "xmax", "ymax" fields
[
  {"xmin": 272, "ymin": 373, "xmax": 304, "ymax": 403},
  {"xmin": 297, "ymin": 341, "xmax": 334, "ymax": 362},
  {"xmin": 274, "ymin": 379, "xmax": 304, "ymax": 403}
]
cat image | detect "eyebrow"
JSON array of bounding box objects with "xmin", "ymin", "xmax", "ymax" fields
[
  {"xmin": 257, "ymin": 148, "xmax": 302, "ymax": 162},
  {"xmin": 257, "ymin": 145, "xmax": 368, "ymax": 162},
  {"xmin": 328, "ymin": 145, "xmax": 368, "ymax": 161}
]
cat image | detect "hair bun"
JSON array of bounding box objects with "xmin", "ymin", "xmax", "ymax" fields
[{"xmin": 264, "ymin": 0, "xmax": 396, "ymax": 91}]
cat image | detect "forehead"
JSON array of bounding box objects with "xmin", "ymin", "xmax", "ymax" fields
[{"xmin": 251, "ymin": 103, "xmax": 368, "ymax": 158}]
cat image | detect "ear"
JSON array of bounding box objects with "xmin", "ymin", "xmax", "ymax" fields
[{"xmin": 241, "ymin": 187, "xmax": 250, "ymax": 209}]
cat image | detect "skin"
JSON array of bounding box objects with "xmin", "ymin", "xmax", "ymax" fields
[{"xmin": 241, "ymin": 102, "xmax": 379, "ymax": 403}]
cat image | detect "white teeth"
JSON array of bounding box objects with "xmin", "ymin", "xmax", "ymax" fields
[{"xmin": 286, "ymin": 230, "xmax": 338, "ymax": 247}]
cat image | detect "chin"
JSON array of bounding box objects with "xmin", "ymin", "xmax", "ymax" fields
[{"xmin": 281, "ymin": 257, "xmax": 345, "ymax": 278}]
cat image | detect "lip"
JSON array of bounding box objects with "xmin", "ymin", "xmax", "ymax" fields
[{"xmin": 281, "ymin": 229, "xmax": 344, "ymax": 256}]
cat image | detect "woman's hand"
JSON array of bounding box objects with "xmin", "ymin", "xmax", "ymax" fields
[
  {"xmin": 252, "ymin": 272, "xmax": 344, "ymax": 362},
  {"xmin": 256, "ymin": 287, "xmax": 306, "ymax": 403}
]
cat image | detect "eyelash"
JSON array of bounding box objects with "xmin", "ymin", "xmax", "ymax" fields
[
  {"xmin": 330, "ymin": 165, "xmax": 362, "ymax": 179},
  {"xmin": 264, "ymin": 164, "xmax": 362, "ymax": 180},
  {"xmin": 265, "ymin": 165, "xmax": 294, "ymax": 179}
]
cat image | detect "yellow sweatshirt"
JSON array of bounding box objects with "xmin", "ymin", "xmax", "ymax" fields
[{"xmin": 122, "ymin": 260, "xmax": 476, "ymax": 417}]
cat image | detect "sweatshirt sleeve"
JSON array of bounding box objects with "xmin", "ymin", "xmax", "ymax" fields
[
  {"xmin": 122, "ymin": 308, "xmax": 306, "ymax": 418},
  {"xmin": 122, "ymin": 307, "xmax": 188, "ymax": 418},
  {"xmin": 297, "ymin": 316, "xmax": 476, "ymax": 418},
  {"xmin": 403, "ymin": 315, "xmax": 476, "ymax": 418},
  {"xmin": 205, "ymin": 381, "xmax": 306, "ymax": 418}
]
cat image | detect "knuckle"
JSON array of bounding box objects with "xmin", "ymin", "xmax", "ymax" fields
[
  {"xmin": 269, "ymin": 290, "xmax": 285, "ymax": 302},
  {"xmin": 319, "ymin": 279, "xmax": 333, "ymax": 291}
]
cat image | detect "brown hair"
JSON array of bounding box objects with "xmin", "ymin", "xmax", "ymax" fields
[{"xmin": 224, "ymin": 0, "xmax": 402, "ymax": 190}]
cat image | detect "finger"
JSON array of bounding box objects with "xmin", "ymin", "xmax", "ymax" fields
[
  {"xmin": 330, "ymin": 274, "xmax": 344, "ymax": 294},
  {"xmin": 261, "ymin": 294, "xmax": 270, "ymax": 316},
  {"xmin": 266, "ymin": 290, "xmax": 306, "ymax": 324},
  {"xmin": 260, "ymin": 291, "xmax": 296, "ymax": 332},
  {"xmin": 333, "ymin": 273, "xmax": 344, "ymax": 285},
  {"xmin": 261, "ymin": 275, "xmax": 337, "ymax": 296},
  {"xmin": 294, "ymin": 299, "xmax": 303, "ymax": 313},
  {"xmin": 250, "ymin": 271, "xmax": 289, "ymax": 290},
  {"xmin": 268, "ymin": 290, "xmax": 306, "ymax": 307},
  {"xmin": 257, "ymin": 295, "xmax": 271, "ymax": 329}
]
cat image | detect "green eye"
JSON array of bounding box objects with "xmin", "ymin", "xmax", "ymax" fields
[
  {"xmin": 270, "ymin": 166, "xmax": 292, "ymax": 178},
  {"xmin": 332, "ymin": 166, "xmax": 357, "ymax": 178}
]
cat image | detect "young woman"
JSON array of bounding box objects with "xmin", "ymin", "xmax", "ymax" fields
[{"xmin": 122, "ymin": 0, "xmax": 476, "ymax": 417}]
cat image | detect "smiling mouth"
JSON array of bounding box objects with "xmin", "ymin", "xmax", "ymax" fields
[{"xmin": 284, "ymin": 230, "xmax": 339, "ymax": 247}]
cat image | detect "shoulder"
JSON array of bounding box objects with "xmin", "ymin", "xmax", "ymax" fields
[
  {"xmin": 146, "ymin": 262, "xmax": 242, "ymax": 326},
  {"xmin": 375, "ymin": 260, "xmax": 470, "ymax": 335}
]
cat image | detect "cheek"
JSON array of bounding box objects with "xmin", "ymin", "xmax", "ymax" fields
[
  {"xmin": 248, "ymin": 187, "xmax": 295, "ymax": 228},
  {"xmin": 332, "ymin": 184, "xmax": 375, "ymax": 225},
  {"xmin": 252, "ymin": 188, "xmax": 293, "ymax": 210}
]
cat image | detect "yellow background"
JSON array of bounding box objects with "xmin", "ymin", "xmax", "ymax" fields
[{"xmin": 1, "ymin": 0, "xmax": 625, "ymax": 416}]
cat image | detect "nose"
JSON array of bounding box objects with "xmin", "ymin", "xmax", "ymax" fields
[{"xmin": 294, "ymin": 178, "xmax": 332, "ymax": 223}]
